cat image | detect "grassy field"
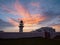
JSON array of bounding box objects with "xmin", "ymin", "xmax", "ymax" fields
[{"xmin": 0, "ymin": 37, "xmax": 60, "ymax": 45}]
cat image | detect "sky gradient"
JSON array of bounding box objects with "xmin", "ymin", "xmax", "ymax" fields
[{"xmin": 0, "ymin": 0, "xmax": 60, "ymax": 32}]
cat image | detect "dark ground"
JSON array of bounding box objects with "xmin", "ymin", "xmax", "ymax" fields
[{"xmin": 0, "ymin": 37, "xmax": 60, "ymax": 45}]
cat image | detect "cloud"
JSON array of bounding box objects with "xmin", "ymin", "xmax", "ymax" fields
[
  {"xmin": 52, "ymin": 24, "xmax": 60, "ymax": 32},
  {"xmin": 0, "ymin": 0, "xmax": 47, "ymax": 26},
  {"xmin": 0, "ymin": 4, "xmax": 18, "ymax": 15},
  {"xmin": 18, "ymin": 14, "xmax": 47, "ymax": 24},
  {"xmin": 43, "ymin": 10, "xmax": 60, "ymax": 17},
  {"xmin": 0, "ymin": 19, "xmax": 13, "ymax": 30},
  {"xmin": 30, "ymin": 2, "xmax": 40, "ymax": 8},
  {"xmin": 7, "ymin": 17, "xmax": 19, "ymax": 27},
  {"xmin": 14, "ymin": 0, "xmax": 31, "ymax": 18},
  {"xmin": 14, "ymin": 0, "xmax": 47, "ymax": 24}
]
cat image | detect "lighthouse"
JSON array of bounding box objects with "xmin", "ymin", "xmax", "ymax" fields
[{"xmin": 19, "ymin": 20, "xmax": 24, "ymax": 32}]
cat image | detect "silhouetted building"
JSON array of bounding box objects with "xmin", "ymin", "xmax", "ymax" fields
[
  {"xmin": 0, "ymin": 31, "xmax": 3, "ymax": 32},
  {"xmin": 19, "ymin": 20, "xmax": 24, "ymax": 32},
  {"xmin": 32, "ymin": 27, "xmax": 55, "ymax": 38},
  {"xmin": 54, "ymin": 32, "xmax": 60, "ymax": 39}
]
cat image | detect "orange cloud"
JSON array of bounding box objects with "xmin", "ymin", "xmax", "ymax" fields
[
  {"xmin": 18, "ymin": 14, "xmax": 46, "ymax": 24},
  {"xmin": 52, "ymin": 24, "xmax": 60, "ymax": 32}
]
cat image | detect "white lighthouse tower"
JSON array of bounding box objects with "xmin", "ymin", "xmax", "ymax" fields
[{"xmin": 19, "ymin": 20, "xmax": 24, "ymax": 32}]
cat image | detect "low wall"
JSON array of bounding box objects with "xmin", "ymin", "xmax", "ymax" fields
[{"xmin": 0, "ymin": 32, "xmax": 44, "ymax": 39}]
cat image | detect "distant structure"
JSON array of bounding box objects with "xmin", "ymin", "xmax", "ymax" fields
[
  {"xmin": 32, "ymin": 27, "xmax": 55, "ymax": 38},
  {"xmin": 32, "ymin": 27, "xmax": 55, "ymax": 32},
  {"xmin": 0, "ymin": 31, "xmax": 3, "ymax": 33},
  {"xmin": 40, "ymin": 27, "xmax": 55, "ymax": 39},
  {"xmin": 19, "ymin": 20, "xmax": 24, "ymax": 32}
]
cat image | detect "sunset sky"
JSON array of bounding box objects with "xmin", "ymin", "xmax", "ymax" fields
[{"xmin": 0, "ymin": 0, "xmax": 60, "ymax": 32}]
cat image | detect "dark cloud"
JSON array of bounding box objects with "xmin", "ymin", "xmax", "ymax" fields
[
  {"xmin": 0, "ymin": 19, "xmax": 13, "ymax": 28},
  {"xmin": 39, "ymin": 10, "xmax": 60, "ymax": 27},
  {"xmin": 43, "ymin": 10, "xmax": 60, "ymax": 17}
]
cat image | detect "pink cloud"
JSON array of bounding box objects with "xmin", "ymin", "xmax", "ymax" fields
[
  {"xmin": 14, "ymin": 0, "xmax": 31, "ymax": 18},
  {"xmin": 7, "ymin": 17, "xmax": 19, "ymax": 27}
]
